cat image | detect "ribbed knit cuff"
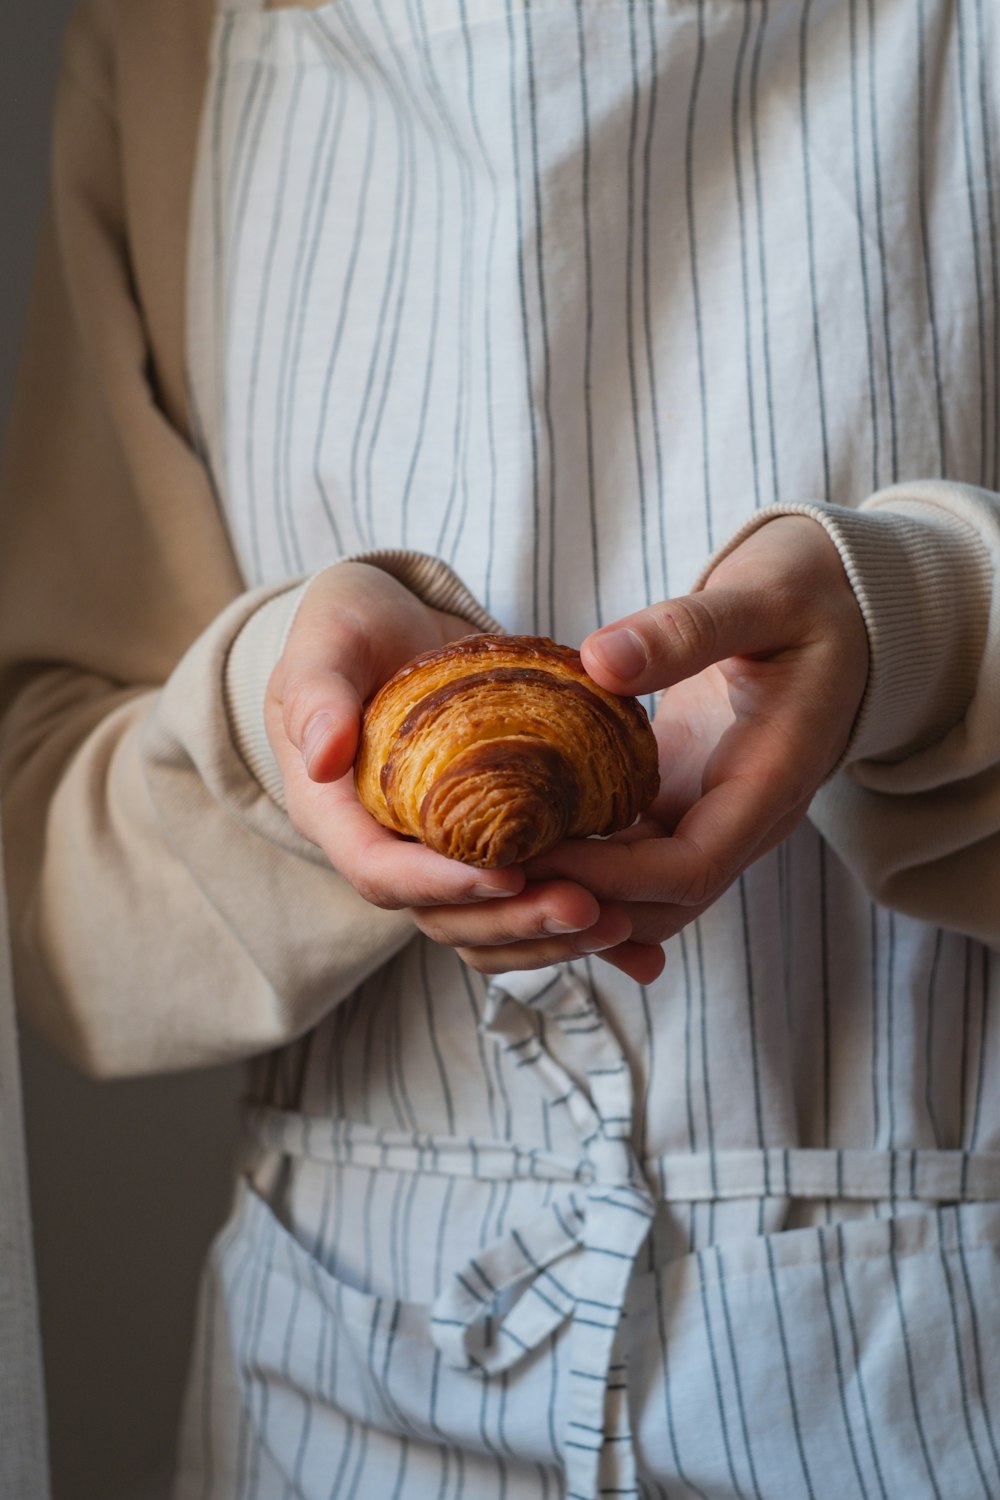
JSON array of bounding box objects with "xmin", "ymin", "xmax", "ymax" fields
[
  {"xmin": 695, "ymin": 491, "xmax": 993, "ymax": 767},
  {"xmin": 224, "ymin": 580, "xmax": 308, "ymax": 806},
  {"xmin": 223, "ymin": 554, "xmax": 501, "ymax": 805},
  {"xmin": 349, "ymin": 550, "xmax": 503, "ymax": 634}
]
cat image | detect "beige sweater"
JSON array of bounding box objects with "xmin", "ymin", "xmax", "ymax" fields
[{"xmin": 1, "ymin": 0, "xmax": 999, "ymax": 1078}]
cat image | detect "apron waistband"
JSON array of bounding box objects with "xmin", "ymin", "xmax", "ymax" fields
[{"xmin": 246, "ymin": 1105, "xmax": 1000, "ymax": 1204}]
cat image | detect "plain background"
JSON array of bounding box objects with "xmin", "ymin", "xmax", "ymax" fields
[{"xmin": 2, "ymin": 6, "xmax": 244, "ymax": 1498}]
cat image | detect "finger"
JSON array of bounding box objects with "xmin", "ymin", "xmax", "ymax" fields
[
  {"xmin": 454, "ymin": 906, "xmax": 633, "ymax": 976},
  {"xmin": 413, "ymin": 881, "xmax": 601, "ymax": 948},
  {"xmin": 603, "ymin": 901, "xmax": 686, "ymax": 946},
  {"xmin": 275, "ymin": 668, "xmax": 365, "ymax": 783},
  {"xmin": 410, "ymin": 882, "xmax": 599, "ymax": 942},
  {"xmin": 595, "ymin": 942, "xmax": 667, "ymax": 986},
  {"xmin": 297, "ymin": 780, "xmax": 526, "ymax": 907},
  {"xmin": 595, "ymin": 801, "xmax": 809, "ymax": 966},
  {"xmin": 525, "ymin": 832, "xmax": 716, "ymax": 907},
  {"xmin": 526, "ymin": 771, "xmax": 812, "ymax": 907},
  {"xmin": 580, "ymin": 583, "xmax": 790, "ymax": 698}
]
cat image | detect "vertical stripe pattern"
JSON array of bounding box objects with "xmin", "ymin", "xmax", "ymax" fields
[{"xmin": 178, "ymin": 0, "xmax": 1000, "ymax": 1496}]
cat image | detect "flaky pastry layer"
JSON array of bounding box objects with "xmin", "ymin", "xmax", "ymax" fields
[{"xmin": 354, "ymin": 635, "xmax": 659, "ymax": 868}]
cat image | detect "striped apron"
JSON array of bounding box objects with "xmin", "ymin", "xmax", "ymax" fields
[{"xmin": 175, "ymin": 0, "xmax": 1000, "ymax": 1495}]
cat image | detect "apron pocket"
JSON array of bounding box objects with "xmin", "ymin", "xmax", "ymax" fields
[
  {"xmin": 222, "ymin": 1178, "xmax": 568, "ymax": 1467},
  {"xmin": 627, "ymin": 1203, "xmax": 1000, "ymax": 1500}
]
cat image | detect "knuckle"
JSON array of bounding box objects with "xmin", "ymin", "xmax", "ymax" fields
[
  {"xmin": 351, "ymin": 871, "xmax": 388, "ymax": 909},
  {"xmin": 653, "ymin": 595, "xmax": 718, "ymax": 664},
  {"xmin": 675, "ymin": 848, "xmax": 728, "ymax": 908},
  {"xmin": 411, "ymin": 909, "xmax": 452, "ymax": 942},
  {"xmin": 458, "ymin": 947, "xmax": 557, "ymax": 976},
  {"xmin": 628, "ymin": 909, "xmax": 672, "ymax": 947},
  {"xmin": 768, "ymin": 567, "xmax": 815, "ymax": 623},
  {"xmin": 279, "ymin": 675, "xmax": 317, "ymax": 747},
  {"xmin": 457, "ymin": 948, "xmax": 501, "ymax": 975}
]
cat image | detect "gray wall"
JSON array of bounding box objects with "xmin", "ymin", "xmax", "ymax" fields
[{"xmin": 2, "ymin": 9, "xmax": 242, "ymax": 1498}]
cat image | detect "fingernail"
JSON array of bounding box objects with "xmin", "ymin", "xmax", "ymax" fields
[
  {"xmin": 577, "ymin": 934, "xmax": 616, "ymax": 954},
  {"xmin": 302, "ymin": 713, "xmax": 333, "ymax": 773},
  {"xmin": 590, "ymin": 627, "xmax": 646, "ymax": 681},
  {"xmin": 542, "ymin": 915, "xmax": 586, "ymax": 934},
  {"xmin": 473, "ymin": 882, "xmax": 516, "ymax": 899}
]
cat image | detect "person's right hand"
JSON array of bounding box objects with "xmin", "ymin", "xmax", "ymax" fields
[{"xmin": 265, "ymin": 563, "xmax": 637, "ymax": 963}]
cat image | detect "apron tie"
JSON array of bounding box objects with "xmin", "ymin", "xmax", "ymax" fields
[
  {"xmin": 441, "ymin": 970, "xmax": 658, "ymax": 1499},
  {"xmin": 427, "ymin": 1126, "xmax": 655, "ymax": 1500}
]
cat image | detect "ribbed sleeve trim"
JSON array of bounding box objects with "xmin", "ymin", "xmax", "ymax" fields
[
  {"xmin": 223, "ymin": 554, "xmax": 500, "ymax": 805},
  {"xmin": 350, "ymin": 551, "xmax": 503, "ymax": 634},
  {"xmin": 223, "ymin": 580, "xmax": 308, "ymax": 808},
  {"xmin": 694, "ymin": 493, "xmax": 993, "ymax": 768}
]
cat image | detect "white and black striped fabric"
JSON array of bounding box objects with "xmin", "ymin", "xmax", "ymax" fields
[{"xmin": 176, "ymin": 0, "xmax": 1000, "ymax": 1495}]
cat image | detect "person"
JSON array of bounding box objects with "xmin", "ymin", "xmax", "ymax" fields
[{"xmin": 2, "ymin": 0, "xmax": 999, "ymax": 1495}]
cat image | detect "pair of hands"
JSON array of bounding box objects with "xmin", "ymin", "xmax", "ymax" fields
[{"xmin": 265, "ymin": 517, "xmax": 869, "ymax": 984}]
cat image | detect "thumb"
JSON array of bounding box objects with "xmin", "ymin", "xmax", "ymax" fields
[
  {"xmin": 270, "ymin": 566, "xmax": 397, "ymax": 783},
  {"xmin": 270, "ymin": 600, "xmax": 372, "ymax": 782},
  {"xmin": 580, "ymin": 585, "xmax": 786, "ymax": 696},
  {"xmin": 280, "ymin": 669, "xmax": 364, "ymax": 783}
]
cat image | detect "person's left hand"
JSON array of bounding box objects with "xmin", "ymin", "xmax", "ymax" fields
[
  {"xmin": 517, "ymin": 515, "xmax": 870, "ymax": 977},
  {"xmin": 413, "ymin": 515, "xmax": 869, "ymax": 981}
]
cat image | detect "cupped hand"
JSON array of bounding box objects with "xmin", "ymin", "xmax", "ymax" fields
[
  {"xmin": 266, "ymin": 563, "xmax": 635, "ymax": 966},
  {"xmin": 521, "ymin": 516, "xmax": 870, "ymax": 972}
]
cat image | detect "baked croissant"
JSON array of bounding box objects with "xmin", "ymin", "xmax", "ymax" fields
[{"xmin": 354, "ymin": 634, "xmax": 659, "ymax": 868}]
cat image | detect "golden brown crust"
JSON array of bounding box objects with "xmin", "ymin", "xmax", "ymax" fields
[{"xmin": 354, "ymin": 635, "xmax": 660, "ymax": 867}]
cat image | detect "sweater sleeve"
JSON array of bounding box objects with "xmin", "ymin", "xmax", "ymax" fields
[
  {"xmin": 0, "ymin": 5, "xmax": 470, "ymax": 1078},
  {"xmin": 698, "ymin": 482, "xmax": 1000, "ymax": 949}
]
